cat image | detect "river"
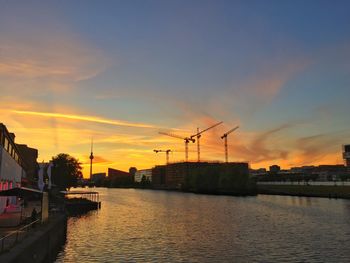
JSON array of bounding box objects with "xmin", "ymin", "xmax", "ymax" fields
[{"xmin": 55, "ymin": 188, "xmax": 350, "ymax": 262}]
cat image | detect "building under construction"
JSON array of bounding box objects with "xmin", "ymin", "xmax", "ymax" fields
[
  {"xmin": 343, "ymin": 145, "xmax": 350, "ymax": 168},
  {"xmin": 152, "ymin": 162, "xmax": 254, "ymax": 195}
]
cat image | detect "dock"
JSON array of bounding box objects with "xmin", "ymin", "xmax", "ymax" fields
[{"xmin": 60, "ymin": 191, "xmax": 101, "ymax": 215}]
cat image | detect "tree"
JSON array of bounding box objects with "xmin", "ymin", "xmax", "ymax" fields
[
  {"xmin": 140, "ymin": 175, "xmax": 151, "ymax": 187},
  {"xmin": 129, "ymin": 167, "xmax": 137, "ymax": 183},
  {"xmin": 339, "ymin": 174, "xmax": 349, "ymax": 185},
  {"xmin": 51, "ymin": 153, "xmax": 82, "ymax": 190}
]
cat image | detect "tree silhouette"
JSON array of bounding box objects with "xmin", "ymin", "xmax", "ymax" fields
[
  {"xmin": 140, "ymin": 175, "xmax": 151, "ymax": 187},
  {"xmin": 51, "ymin": 153, "xmax": 82, "ymax": 190}
]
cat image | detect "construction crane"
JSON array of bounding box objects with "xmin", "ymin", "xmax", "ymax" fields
[
  {"xmin": 153, "ymin": 149, "xmax": 172, "ymax": 164},
  {"xmin": 159, "ymin": 132, "xmax": 195, "ymax": 162},
  {"xmin": 190, "ymin": 121, "xmax": 223, "ymax": 162},
  {"xmin": 220, "ymin": 126, "xmax": 239, "ymax": 163}
]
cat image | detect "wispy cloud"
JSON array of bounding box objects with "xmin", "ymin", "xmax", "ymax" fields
[
  {"xmin": 247, "ymin": 124, "xmax": 292, "ymax": 162},
  {"xmin": 0, "ymin": 14, "xmax": 109, "ymax": 95},
  {"xmin": 12, "ymin": 110, "xmax": 157, "ymax": 129},
  {"xmin": 223, "ymin": 58, "xmax": 311, "ymax": 117},
  {"xmin": 293, "ymin": 133, "xmax": 344, "ymax": 165}
]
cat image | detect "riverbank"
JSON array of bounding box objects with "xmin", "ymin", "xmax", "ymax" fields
[
  {"xmin": 0, "ymin": 214, "xmax": 67, "ymax": 263},
  {"xmin": 258, "ymin": 184, "xmax": 350, "ymax": 199}
]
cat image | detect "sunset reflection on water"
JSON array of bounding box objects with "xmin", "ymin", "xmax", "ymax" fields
[{"xmin": 56, "ymin": 188, "xmax": 350, "ymax": 262}]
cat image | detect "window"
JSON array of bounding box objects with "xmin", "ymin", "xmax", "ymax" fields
[
  {"xmin": 4, "ymin": 137, "xmax": 9, "ymax": 152},
  {"xmin": 8, "ymin": 144, "xmax": 12, "ymax": 155}
]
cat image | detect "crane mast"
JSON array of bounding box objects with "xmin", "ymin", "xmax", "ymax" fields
[
  {"xmin": 221, "ymin": 126, "xmax": 239, "ymax": 163},
  {"xmin": 159, "ymin": 132, "xmax": 195, "ymax": 162},
  {"xmin": 224, "ymin": 136, "xmax": 228, "ymax": 163},
  {"xmin": 197, "ymin": 128, "xmax": 200, "ymax": 162},
  {"xmin": 154, "ymin": 149, "xmax": 172, "ymax": 164},
  {"xmin": 191, "ymin": 121, "xmax": 223, "ymax": 162}
]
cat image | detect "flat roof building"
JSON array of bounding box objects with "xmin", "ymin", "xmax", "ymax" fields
[
  {"xmin": 161, "ymin": 162, "xmax": 249, "ymax": 190},
  {"xmin": 16, "ymin": 144, "xmax": 38, "ymax": 184},
  {"xmin": 343, "ymin": 145, "xmax": 350, "ymax": 167},
  {"xmin": 152, "ymin": 165, "xmax": 166, "ymax": 186},
  {"xmin": 108, "ymin": 168, "xmax": 132, "ymax": 186},
  {"xmin": 91, "ymin": 172, "xmax": 106, "ymax": 182}
]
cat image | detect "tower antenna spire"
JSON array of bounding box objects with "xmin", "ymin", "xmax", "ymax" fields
[{"xmin": 89, "ymin": 138, "xmax": 94, "ymax": 180}]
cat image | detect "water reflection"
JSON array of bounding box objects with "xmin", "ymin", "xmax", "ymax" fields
[{"xmin": 56, "ymin": 189, "xmax": 350, "ymax": 262}]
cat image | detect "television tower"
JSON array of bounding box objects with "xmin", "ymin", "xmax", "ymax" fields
[{"xmin": 89, "ymin": 138, "xmax": 94, "ymax": 180}]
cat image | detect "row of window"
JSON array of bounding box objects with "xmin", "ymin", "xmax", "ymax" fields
[
  {"xmin": 0, "ymin": 181, "xmax": 14, "ymax": 191},
  {"xmin": 0, "ymin": 130, "xmax": 21, "ymax": 166}
]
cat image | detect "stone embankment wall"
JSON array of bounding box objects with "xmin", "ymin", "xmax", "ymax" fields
[
  {"xmin": 0, "ymin": 214, "xmax": 67, "ymax": 263},
  {"xmin": 258, "ymin": 184, "xmax": 350, "ymax": 199}
]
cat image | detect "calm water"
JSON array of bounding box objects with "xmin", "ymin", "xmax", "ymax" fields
[{"xmin": 55, "ymin": 188, "xmax": 350, "ymax": 262}]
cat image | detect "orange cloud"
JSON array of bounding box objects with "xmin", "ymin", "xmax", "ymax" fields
[
  {"xmin": 2, "ymin": 105, "xmax": 347, "ymax": 178},
  {"xmin": 81, "ymin": 155, "xmax": 111, "ymax": 165},
  {"xmin": 191, "ymin": 119, "xmax": 347, "ymax": 170},
  {"xmin": 248, "ymin": 60, "xmax": 309, "ymax": 99}
]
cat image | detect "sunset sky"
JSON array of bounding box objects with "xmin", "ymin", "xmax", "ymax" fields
[{"xmin": 1, "ymin": 1, "xmax": 350, "ymax": 177}]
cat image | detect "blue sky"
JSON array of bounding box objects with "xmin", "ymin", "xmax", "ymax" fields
[{"xmin": 1, "ymin": 0, "xmax": 349, "ymax": 175}]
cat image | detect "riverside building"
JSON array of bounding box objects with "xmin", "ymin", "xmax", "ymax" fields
[
  {"xmin": 0, "ymin": 123, "xmax": 26, "ymax": 191},
  {"xmin": 0, "ymin": 123, "xmax": 32, "ymax": 214},
  {"xmin": 154, "ymin": 162, "xmax": 249, "ymax": 189}
]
